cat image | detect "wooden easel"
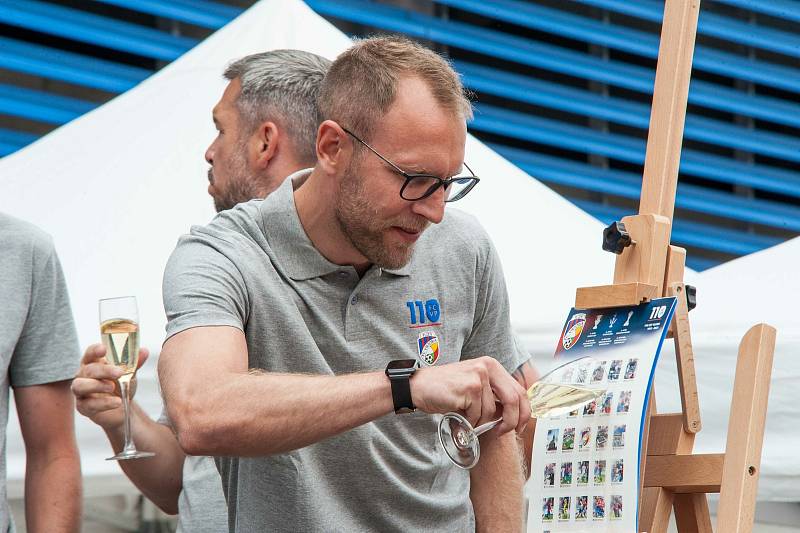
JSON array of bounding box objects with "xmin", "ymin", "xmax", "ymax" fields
[{"xmin": 572, "ymin": 1, "xmax": 777, "ymax": 531}]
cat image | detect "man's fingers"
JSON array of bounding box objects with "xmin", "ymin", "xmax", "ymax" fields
[
  {"xmin": 77, "ymin": 394, "xmax": 122, "ymax": 416},
  {"xmin": 479, "ymin": 375, "xmax": 496, "ymax": 426},
  {"xmin": 497, "ymin": 391, "xmax": 519, "ymax": 434},
  {"xmin": 517, "ymin": 386, "xmax": 530, "ymax": 433},
  {"xmin": 463, "ymin": 378, "xmax": 482, "ymax": 426},
  {"xmin": 71, "ymin": 376, "xmax": 116, "ymax": 398},
  {"xmin": 81, "ymin": 343, "xmax": 106, "ymax": 364},
  {"xmin": 136, "ymin": 347, "xmax": 150, "ymax": 370},
  {"xmin": 79, "ymin": 362, "xmax": 124, "ymax": 381},
  {"xmin": 487, "ymin": 362, "xmax": 524, "ymax": 434}
]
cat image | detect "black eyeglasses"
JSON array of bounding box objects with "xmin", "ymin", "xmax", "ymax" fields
[{"xmin": 342, "ymin": 127, "xmax": 480, "ymax": 202}]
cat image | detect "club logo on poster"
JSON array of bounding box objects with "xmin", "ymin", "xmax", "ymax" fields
[{"xmin": 562, "ymin": 313, "xmax": 586, "ymax": 350}]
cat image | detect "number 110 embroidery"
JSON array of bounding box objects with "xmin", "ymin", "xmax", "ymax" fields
[{"xmin": 406, "ymin": 299, "xmax": 441, "ymax": 325}]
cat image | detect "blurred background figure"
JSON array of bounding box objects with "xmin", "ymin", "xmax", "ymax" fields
[
  {"xmin": 70, "ymin": 49, "xmax": 330, "ymax": 532},
  {"xmin": 1, "ymin": 213, "xmax": 82, "ymax": 531}
]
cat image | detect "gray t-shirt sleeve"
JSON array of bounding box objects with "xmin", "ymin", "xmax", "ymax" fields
[
  {"xmin": 10, "ymin": 238, "xmax": 80, "ymax": 387},
  {"xmin": 162, "ymin": 233, "xmax": 249, "ymax": 341},
  {"xmin": 459, "ymin": 237, "xmax": 529, "ymax": 374}
]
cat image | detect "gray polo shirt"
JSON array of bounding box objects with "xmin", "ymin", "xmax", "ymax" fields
[
  {"xmin": 156, "ymin": 409, "xmax": 228, "ymax": 532},
  {"xmin": 0, "ymin": 213, "xmax": 80, "ymax": 532},
  {"xmin": 163, "ymin": 170, "xmax": 528, "ymax": 532}
]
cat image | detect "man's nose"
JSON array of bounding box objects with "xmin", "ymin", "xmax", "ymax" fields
[{"xmin": 411, "ymin": 186, "xmax": 446, "ymax": 224}]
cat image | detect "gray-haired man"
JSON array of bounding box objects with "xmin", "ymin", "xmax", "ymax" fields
[{"xmin": 71, "ymin": 49, "xmax": 331, "ymax": 532}]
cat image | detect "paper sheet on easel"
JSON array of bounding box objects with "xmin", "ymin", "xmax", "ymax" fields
[{"xmin": 527, "ymin": 297, "xmax": 676, "ymax": 532}]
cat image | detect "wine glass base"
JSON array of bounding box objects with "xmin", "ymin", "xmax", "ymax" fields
[
  {"xmin": 107, "ymin": 450, "xmax": 155, "ymax": 461},
  {"xmin": 438, "ymin": 413, "xmax": 480, "ymax": 470}
]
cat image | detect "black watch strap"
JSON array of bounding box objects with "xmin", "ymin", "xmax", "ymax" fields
[
  {"xmin": 386, "ymin": 360, "xmax": 417, "ymax": 413},
  {"xmin": 389, "ymin": 374, "xmax": 415, "ymax": 413}
]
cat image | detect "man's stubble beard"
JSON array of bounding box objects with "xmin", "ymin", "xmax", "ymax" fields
[
  {"xmin": 210, "ymin": 138, "xmax": 262, "ymax": 213},
  {"xmin": 334, "ymin": 158, "xmax": 428, "ymax": 270}
]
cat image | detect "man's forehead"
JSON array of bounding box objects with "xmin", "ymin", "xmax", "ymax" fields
[
  {"xmin": 212, "ymin": 95, "xmax": 236, "ymax": 123},
  {"xmin": 214, "ymin": 78, "xmax": 241, "ymax": 115},
  {"xmin": 374, "ymin": 118, "xmax": 467, "ymax": 176}
]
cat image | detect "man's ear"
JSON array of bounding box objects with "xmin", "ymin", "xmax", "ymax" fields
[
  {"xmin": 253, "ymin": 121, "xmax": 279, "ymax": 169},
  {"xmin": 316, "ymin": 120, "xmax": 349, "ymax": 175}
]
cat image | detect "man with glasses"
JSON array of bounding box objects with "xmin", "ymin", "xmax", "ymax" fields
[{"xmin": 159, "ymin": 36, "xmax": 532, "ymax": 532}]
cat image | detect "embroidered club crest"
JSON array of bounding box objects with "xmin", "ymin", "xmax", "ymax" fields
[
  {"xmin": 562, "ymin": 313, "xmax": 587, "ymax": 350},
  {"xmin": 417, "ymin": 330, "xmax": 440, "ymax": 366}
]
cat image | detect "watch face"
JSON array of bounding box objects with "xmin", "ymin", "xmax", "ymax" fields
[{"xmin": 388, "ymin": 359, "xmax": 417, "ymax": 371}]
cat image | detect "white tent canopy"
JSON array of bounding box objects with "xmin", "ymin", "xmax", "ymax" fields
[{"xmin": 0, "ymin": 0, "xmax": 615, "ymax": 484}]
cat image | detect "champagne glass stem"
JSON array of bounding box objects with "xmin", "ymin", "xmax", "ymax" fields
[
  {"xmin": 473, "ymin": 417, "xmax": 502, "ymax": 437},
  {"xmin": 119, "ymin": 379, "xmax": 135, "ymax": 453}
]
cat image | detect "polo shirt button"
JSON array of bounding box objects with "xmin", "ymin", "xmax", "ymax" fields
[
  {"xmin": 351, "ymin": 296, "xmax": 358, "ymax": 305},
  {"xmin": 339, "ymin": 271, "xmax": 348, "ymax": 278}
]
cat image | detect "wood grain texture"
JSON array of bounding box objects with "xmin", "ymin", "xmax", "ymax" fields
[
  {"xmin": 638, "ymin": 0, "xmax": 700, "ymax": 222},
  {"xmin": 613, "ymin": 214, "xmax": 671, "ymax": 289},
  {"xmin": 716, "ymin": 324, "xmax": 777, "ymax": 532},
  {"xmin": 643, "ymin": 454, "xmax": 724, "ymax": 493},
  {"xmin": 674, "ymin": 493, "xmax": 713, "ymax": 533},
  {"xmin": 667, "ymin": 282, "xmax": 701, "ymax": 433},
  {"xmin": 575, "ymin": 282, "xmax": 658, "ymax": 309}
]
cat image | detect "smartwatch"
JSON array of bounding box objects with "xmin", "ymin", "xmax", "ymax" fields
[{"xmin": 385, "ymin": 359, "xmax": 418, "ymax": 414}]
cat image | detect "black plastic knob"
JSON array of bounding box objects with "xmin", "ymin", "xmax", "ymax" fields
[
  {"xmin": 685, "ymin": 284, "xmax": 697, "ymax": 311},
  {"xmin": 602, "ymin": 221, "xmax": 632, "ymax": 255}
]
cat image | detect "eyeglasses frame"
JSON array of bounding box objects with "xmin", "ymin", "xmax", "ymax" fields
[{"xmin": 341, "ymin": 126, "xmax": 480, "ymax": 202}]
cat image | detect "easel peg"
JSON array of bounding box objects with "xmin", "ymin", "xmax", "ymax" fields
[
  {"xmin": 685, "ymin": 284, "xmax": 697, "ymax": 311},
  {"xmin": 603, "ymin": 220, "xmax": 635, "ymax": 254}
]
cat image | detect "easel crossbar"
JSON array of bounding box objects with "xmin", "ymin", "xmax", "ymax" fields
[{"xmin": 643, "ymin": 454, "xmax": 723, "ymax": 493}]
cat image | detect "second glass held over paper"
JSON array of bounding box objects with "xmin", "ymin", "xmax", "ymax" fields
[{"xmin": 438, "ymin": 356, "xmax": 604, "ymax": 469}]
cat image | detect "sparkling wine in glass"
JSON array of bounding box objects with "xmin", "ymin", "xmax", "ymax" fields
[
  {"xmin": 438, "ymin": 356, "xmax": 604, "ymax": 469},
  {"xmin": 99, "ymin": 296, "xmax": 154, "ymax": 460}
]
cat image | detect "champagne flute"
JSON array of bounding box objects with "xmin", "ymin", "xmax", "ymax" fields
[
  {"xmin": 99, "ymin": 296, "xmax": 155, "ymax": 460},
  {"xmin": 438, "ymin": 356, "xmax": 604, "ymax": 469}
]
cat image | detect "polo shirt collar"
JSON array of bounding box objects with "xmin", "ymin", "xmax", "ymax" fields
[{"xmin": 261, "ymin": 169, "xmax": 412, "ymax": 280}]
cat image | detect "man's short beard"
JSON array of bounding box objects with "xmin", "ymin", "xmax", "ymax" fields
[
  {"xmin": 211, "ymin": 138, "xmax": 261, "ymax": 212},
  {"xmin": 213, "ymin": 176, "xmax": 259, "ymax": 212},
  {"xmin": 334, "ymin": 158, "xmax": 426, "ymax": 269}
]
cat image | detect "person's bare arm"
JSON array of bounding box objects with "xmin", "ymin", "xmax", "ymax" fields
[
  {"xmin": 15, "ymin": 381, "xmax": 82, "ymax": 532},
  {"xmin": 512, "ymin": 358, "xmax": 540, "ymax": 391},
  {"xmin": 467, "ymin": 358, "xmax": 537, "ymax": 531},
  {"xmin": 72, "ymin": 344, "xmax": 184, "ymax": 514},
  {"xmin": 159, "ymin": 326, "xmax": 530, "ymax": 457},
  {"xmin": 109, "ymin": 406, "xmax": 184, "ymax": 514},
  {"xmin": 470, "ymin": 431, "xmax": 525, "ymax": 532},
  {"xmin": 513, "ymin": 358, "xmax": 540, "ymax": 479}
]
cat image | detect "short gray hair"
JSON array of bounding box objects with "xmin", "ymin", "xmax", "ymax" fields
[{"xmin": 224, "ymin": 49, "xmax": 331, "ymax": 164}]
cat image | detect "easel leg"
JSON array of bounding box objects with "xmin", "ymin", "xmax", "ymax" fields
[
  {"xmin": 674, "ymin": 494, "xmax": 712, "ymax": 533},
  {"xmin": 640, "ymin": 487, "xmax": 674, "ymax": 533},
  {"xmin": 716, "ymin": 324, "xmax": 776, "ymax": 532},
  {"xmin": 639, "ymin": 388, "xmax": 677, "ymax": 533}
]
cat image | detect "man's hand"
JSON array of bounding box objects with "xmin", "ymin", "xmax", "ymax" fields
[
  {"xmin": 411, "ymin": 356, "xmax": 530, "ymax": 435},
  {"xmin": 72, "ymin": 343, "xmax": 149, "ymax": 430}
]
